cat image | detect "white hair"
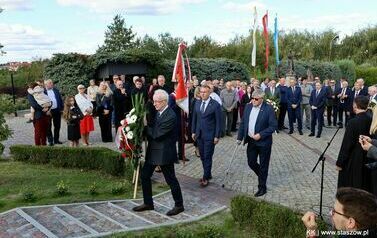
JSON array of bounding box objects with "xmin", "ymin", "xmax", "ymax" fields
[
  {"xmin": 252, "ymin": 88, "xmax": 265, "ymax": 98},
  {"xmin": 153, "ymin": 89, "xmax": 169, "ymax": 101}
]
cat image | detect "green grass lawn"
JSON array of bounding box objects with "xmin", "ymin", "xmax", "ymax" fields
[{"xmin": 0, "ymin": 160, "xmax": 167, "ymax": 213}]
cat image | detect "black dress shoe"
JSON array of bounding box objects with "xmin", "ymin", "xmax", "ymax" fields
[
  {"xmin": 48, "ymin": 142, "xmax": 54, "ymax": 146},
  {"xmin": 308, "ymin": 133, "xmax": 315, "ymax": 137},
  {"xmin": 132, "ymin": 204, "xmax": 154, "ymax": 212},
  {"xmin": 166, "ymin": 206, "xmax": 184, "ymax": 216},
  {"xmin": 254, "ymin": 189, "xmax": 266, "ymax": 197},
  {"xmin": 288, "ymin": 131, "xmax": 293, "ymax": 134},
  {"xmin": 316, "ymin": 135, "xmax": 321, "ymax": 138},
  {"xmin": 299, "ymin": 131, "xmax": 303, "ymax": 135},
  {"xmin": 283, "ymin": 126, "xmax": 288, "ymax": 129},
  {"xmin": 54, "ymin": 141, "xmax": 63, "ymax": 145}
]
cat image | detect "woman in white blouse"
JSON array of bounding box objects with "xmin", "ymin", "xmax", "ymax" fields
[{"xmin": 75, "ymin": 84, "xmax": 94, "ymax": 146}]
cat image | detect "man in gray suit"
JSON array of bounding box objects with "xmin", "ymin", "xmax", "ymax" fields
[
  {"xmin": 133, "ymin": 89, "xmax": 184, "ymax": 216},
  {"xmin": 264, "ymin": 79, "xmax": 280, "ymax": 99},
  {"xmin": 300, "ymin": 77, "xmax": 313, "ymax": 129}
]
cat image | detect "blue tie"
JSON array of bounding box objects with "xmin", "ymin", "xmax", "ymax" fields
[{"xmin": 200, "ymin": 101, "xmax": 206, "ymax": 113}]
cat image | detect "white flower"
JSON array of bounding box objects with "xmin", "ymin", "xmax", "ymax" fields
[
  {"xmin": 128, "ymin": 115, "xmax": 137, "ymax": 124},
  {"xmin": 127, "ymin": 131, "xmax": 134, "ymax": 139},
  {"xmin": 120, "ymin": 119, "xmax": 126, "ymax": 126},
  {"xmin": 129, "ymin": 108, "xmax": 135, "ymax": 114},
  {"xmin": 126, "ymin": 126, "xmax": 130, "ymax": 132}
]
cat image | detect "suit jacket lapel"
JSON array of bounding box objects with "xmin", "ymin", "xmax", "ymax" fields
[{"xmin": 255, "ymin": 103, "xmax": 265, "ymax": 130}]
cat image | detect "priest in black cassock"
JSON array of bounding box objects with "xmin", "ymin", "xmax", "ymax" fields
[{"xmin": 336, "ymin": 96, "xmax": 372, "ymax": 193}]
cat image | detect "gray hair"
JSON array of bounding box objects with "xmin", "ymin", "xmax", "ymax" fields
[
  {"xmin": 252, "ymin": 88, "xmax": 265, "ymax": 98},
  {"xmin": 153, "ymin": 89, "xmax": 169, "ymax": 101}
]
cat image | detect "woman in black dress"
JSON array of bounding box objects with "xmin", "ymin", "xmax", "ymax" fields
[
  {"xmin": 63, "ymin": 96, "xmax": 83, "ymax": 147},
  {"xmin": 96, "ymin": 82, "xmax": 113, "ymax": 142}
]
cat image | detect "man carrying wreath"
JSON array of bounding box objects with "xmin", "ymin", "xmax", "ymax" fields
[{"xmin": 132, "ymin": 89, "xmax": 184, "ymax": 216}]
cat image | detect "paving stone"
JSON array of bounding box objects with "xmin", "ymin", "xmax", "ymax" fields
[{"xmin": 0, "ymin": 211, "xmax": 47, "ymax": 238}]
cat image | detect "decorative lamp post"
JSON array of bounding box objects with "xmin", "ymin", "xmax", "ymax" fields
[
  {"xmin": 10, "ymin": 69, "xmax": 17, "ymax": 117},
  {"xmin": 328, "ymin": 35, "xmax": 339, "ymax": 61}
]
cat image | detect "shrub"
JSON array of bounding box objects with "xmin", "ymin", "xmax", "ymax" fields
[
  {"xmin": 10, "ymin": 145, "xmax": 125, "ymax": 176},
  {"xmin": 111, "ymin": 182, "xmax": 128, "ymax": 195},
  {"xmin": 230, "ymin": 195, "xmax": 308, "ymax": 237},
  {"xmin": 163, "ymin": 58, "xmax": 250, "ymax": 82},
  {"xmin": 88, "ymin": 182, "xmax": 98, "ymax": 195},
  {"xmin": 22, "ymin": 190, "xmax": 37, "ymax": 202},
  {"xmin": 56, "ymin": 180, "xmax": 69, "ymax": 196},
  {"xmin": 272, "ymin": 60, "xmax": 342, "ymax": 80},
  {"xmin": 356, "ymin": 66, "xmax": 377, "ymax": 86},
  {"xmin": 336, "ymin": 59, "xmax": 356, "ymax": 82},
  {"xmin": 230, "ymin": 195, "xmax": 259, "ymax": 225}
]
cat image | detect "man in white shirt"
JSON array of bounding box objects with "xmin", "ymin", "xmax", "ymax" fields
[{"xmin": 44, "ymin": 79, "xmax": 63, "ymax": 146}]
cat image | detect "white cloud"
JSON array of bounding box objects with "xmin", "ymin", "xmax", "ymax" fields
[
  {"xmin": 0, "ymin": 23, "xmax": 59, "ymax": 63},
  {"xmin": 0, "ymin": 0, "xmax": 33, "ymax": 11},
  {"xmin": 222, "ymin": 1, "xmax": 267, "ymax": 13},
  {"xmin": 56, "ymin": 0, "xmax": 204, "ymax": 15}
]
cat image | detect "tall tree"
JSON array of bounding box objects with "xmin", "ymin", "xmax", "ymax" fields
[{"xmin": 97, "ymin": 14, "xmax": 136, "ymax": 53}]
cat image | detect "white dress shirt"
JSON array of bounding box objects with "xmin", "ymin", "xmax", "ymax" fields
[
  {"xmin": 46, "ymin": 89, "xmax": 57, "ymax": 109},
  {"xmin": 248, "ymin": 105, "xmax": 261, "ymax": 137}
]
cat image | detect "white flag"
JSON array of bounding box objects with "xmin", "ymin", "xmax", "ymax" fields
[{"xmin": 251, "ymin": 6, "xmax": 257, "ymax": 67}]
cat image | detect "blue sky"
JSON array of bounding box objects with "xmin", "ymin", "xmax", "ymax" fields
[{"xmin": 0, "ymin": 0, "xmax": 376, "ymax": 63}]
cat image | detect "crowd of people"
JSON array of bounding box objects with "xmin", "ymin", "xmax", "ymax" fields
[{"xmin": 25, "ymin": 74, "xmax": 377, "ymax": 231}]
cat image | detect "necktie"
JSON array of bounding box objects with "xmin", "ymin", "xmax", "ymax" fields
[
  {"xmin": 200, "ymin": 101, "xmax": 206, "ymax": 113},
  {"xmin": 316, "ymin": 90, "xmax": 319, "ymax": 96},
  {"xmin": 271, "ymin": 88, "xmax": 274, "ymax": 96},
  {"xmin": 292, "ymin": 87, "xmax": 295, "ymax": 93},
  {"xmin": 356, "ymin": 91, "xmax": 359, "ymax": 98}
]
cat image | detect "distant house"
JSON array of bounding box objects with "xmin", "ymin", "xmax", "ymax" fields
[{"xmin": 1, "ymin": 62, "xmax": 31, "ymax": 71}]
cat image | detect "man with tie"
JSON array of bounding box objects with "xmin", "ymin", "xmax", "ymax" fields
[
  {"xmin": 300, "ymin": 77, "xmax": 313, "ymax": 129},
  {"xmin": 287, "ymin": 78, "xmax": 303, "ymax": 135},
  {"xmin": 349, "ymin": 82, "xmax": 362, "ymax": 119},
  {"xmin": 277, "ymin": 77, "xmax": 288, "ymax": 130},
  {"xmin": 309, "ymin": 82, "xmax": 326, "ymax": 138},
  {"xmin": 133, "ymin": 90, "xmax": 184, "ymax": 216},
  {"xmin": 264, "ymin": 80, "xmax": 280, "ymax": 99},
  {"xmin": 357, "ymin": 78, "xmax": 368, "ymax": 96},
  {"xmin": 192, "ymin": 85, "xmax": 222, "ymax": 187},
  {"xmin": 325, "ymin": 79, "xmax": 339, "ymax": 127},
  {"xmin": 368, "ymin": 85, "xmax": 377, "ymax": 103},
  {"xmin": 336, "ymin": 80, "xmax": 351, "ymax": 128},
  {"xmin": 237, "ymin": 88, "xmax": 278, "ymax": 197}
]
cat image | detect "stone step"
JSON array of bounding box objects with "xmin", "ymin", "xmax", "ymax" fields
[
  {"xmin": 0, "ymin": 210, "xmax": 47, "ymax": 238},
  {"xmin": 22, "ymin": 207, "xmax": 91, "ymax": 238}
]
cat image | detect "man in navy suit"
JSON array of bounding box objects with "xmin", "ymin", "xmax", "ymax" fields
[
  {"xmin": 192, "ymin": 85, "xmax": 222, "ymax": 187},
  {"xmin": 336, "ymin": 80, "xmax": 351, "ymax": 128},
  {"xmin": 287, "ymin": 78, "xmax": 303, "ymax": 135},
  {"xmin": 309, "ymin": 82, "xmax": 326, "ymax": 138},
  {"xmin": 277, "ymin": 78, "xmax": 288, "ymax": 130},
  {"xmin": 357, "ymin": 78, "xmax": 368, "ymax": 96},
  {"xmin": 44, "ymin": 79, "xmax": 64, "ymax": 146},
  {"xmin": 237, "ymin": 88, "xmax": 278, "ymax": 197}
]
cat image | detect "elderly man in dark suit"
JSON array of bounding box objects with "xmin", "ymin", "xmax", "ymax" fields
[
  {"xmin": 287, "ymin": 78, "xmax": 303, "ymax": 135},
  {"xmin": 309, "ymin": 82, "xmax": 326, "ymax": 138},
  {"xmin": 192, "ymin": 85, "xmax": 222, "ymax": 187},
  {"xmin": 237, "ymin": 88, "xmax": 278, "ymax": 197},
  {"xmin": 336, "ymin": 80, "xmax": 351, "ymax": 128},
  {"xmin": 44, "ymin": 79, "xmax": 64, "ymax": 146},
  {"xmin": 133, "ymin": 89, "xmax": 184, "ymax": 216}
]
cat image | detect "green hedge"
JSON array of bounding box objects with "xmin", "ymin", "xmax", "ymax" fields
[
  {"xmin": 336, "ymin": 59, "xmax": 356, "ymax": 82},
  {"xmin": 273, "ymin": 60, "xmax": 342, "ymax": 80},
  {"xmin": 356, "ymin": 66, "xmax": 377, "ymax": 86},
  {"xmin": 163, "ymin": 58, "xmax": 250, "ymax": 82},
  {"xmin": 230, "ymin": 195, "xmax": 328, "ymax": 237},
  {"xmin": 9, "ymin": 145, "xmax": 125, "ymax": 176}
]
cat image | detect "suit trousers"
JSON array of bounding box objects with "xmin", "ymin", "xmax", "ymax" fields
[
  {"xmin": 231, "ymin": 106, "xmax": 238, "ymax": 131},
  {"xmin": 338, "ymin": 105, "xmax": 349, "ymax": 126},
  {"xmin": 288, "ymin": 107, "xmax": 302, "ymax": 131},
  {"xmin": 47, "ymin": 108, "xmax": 62, "ymax": 144},
  {"xmin": 223, "ymin": 111, "xmax": 233, "ymax": 134},
  {"xmin": 98, "ymin": 113, "xmax": 113, "ymax": 142},
  {"xmin": 34, "ymin": 114, "xmax": 49, "ymax": 146},
  {"xmin": 326, "ymin": 105, "xmax": 338, "ymax": 126},
  {"xmin": 246, "ymin": 140, "xmax": 272, "ymax": 190},
  {"xmin": 197, "ymin": 138, "xmax": 215, "ymax": 180},
  {"xmin": 141, "ymin": 162, "xmax": 183, "ymax": 207},
  {"xmin": 311, "ymin": 108, "xmax": 324, "ymax": 136},
  {"xmin": 301, "ymin": 104, "xmax": 311, "ymax": 127},
  {"xmin": 278, "ymin": 103, "xmax": 287, "ymax": 129}
]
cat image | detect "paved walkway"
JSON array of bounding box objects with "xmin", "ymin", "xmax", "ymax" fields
[
  {"xmin": 0, "ymin": 174, "xmax": 231, "ymax": 238},
  {"xmin": 1, "ymin": 115, "xmax": 344, "ymax": 236}
]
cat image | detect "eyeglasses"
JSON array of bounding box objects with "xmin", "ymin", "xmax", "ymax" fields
[
  {"xmin": 251, "ymin": 97, "xmax": 261, "ymax": 101},
  {"xmin": 330, "ymin": 208, "xmax": 350, "ymax": 219}
]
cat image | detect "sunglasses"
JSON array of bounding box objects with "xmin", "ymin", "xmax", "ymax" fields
[{"xmin": 251, "ymin": 97, "xmax": 261, "ymax": 101}]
